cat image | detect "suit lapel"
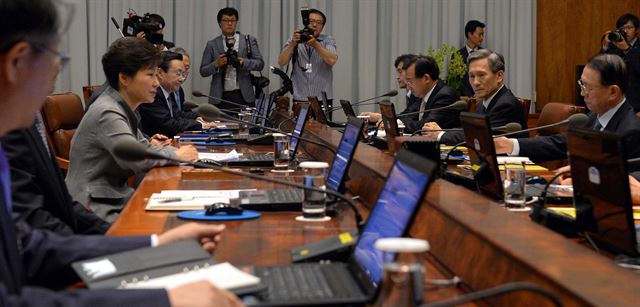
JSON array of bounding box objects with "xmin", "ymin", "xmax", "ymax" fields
[
  {"xmin": 484, "ymin": 86, "xmax": 507, "ymax": 113},
  {"xmin": 603, "ymin": 102, "xmax": 631, "ymax": 132},
  {"xmin": 422, "ymin": 81, "xmax": 443, "ymax": 120}
]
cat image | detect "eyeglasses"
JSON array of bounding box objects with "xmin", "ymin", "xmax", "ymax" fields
[
  {"xmin": 172, "ymin": 69, "xmax": 187, "ymax": 78},
  {"xmin": 405, "ymin": 77, "xmax": 415, "ymax": 84},
  {"xmin": 33, "ymin": 44, "xmax": 71, "ymax": 71},
  {"xmin": 309, "ymin": 19, "xmax": 324, "ymax": 25},
  {"xmin": 221, "ymin": 18, "xmax": 237, "ymax": 24},
  {"xmin": 577, "ymin": 79, "xmax": 592, "ymax": 93}
]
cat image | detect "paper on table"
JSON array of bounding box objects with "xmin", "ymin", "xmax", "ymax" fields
[
  {"xmin": 199, "ymin": 150, "xmax": 240, "ymax": 161},
  {"xmin": 145, "ymin": 189, "xmax": 256, "ymax": 211},
  {"xmin": 121, "ymin": 262, "xmax": 260, "ymax": 290},
  {"xmin": 497, "ymin": 156, "xmax": 533, "ymax": 164}
]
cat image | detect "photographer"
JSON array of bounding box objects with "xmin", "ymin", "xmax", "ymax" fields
[
  {"xmin": 278, "ymin": 7, "xmax": 337, "ymax": 111},
  {"xmin": 200, "ymin": 7, "xmax": 264, "ymax": 111},
  {"xmin": 601, "ymin": 13, "xmax": 639, "ymax": 57},
  {"xmin": 126, "ymin": 12, "xmax": 174, "ymax": 51}
]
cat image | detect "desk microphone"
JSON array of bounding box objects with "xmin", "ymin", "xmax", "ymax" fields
[
  {"xmin": 325, "ymin": 90, "xmax": 398, "ymax": 113},
  {"xmin": 192, "ymin": 91, "xmax": 252, "ymax": 112},
  {"xmin": 396, "ymin": 100, "xmax": 468, "ymax": 118},
  {"xmin": 185, "ymin": 100, "xmax": 273, "ymax": 126},
  {"xmin": 112, "ymin": 139, "xmax": 364, "ymax": 233},
  {"xmin": 197, "ymin": 104, "xmax": 337, "ymax": 155},
  {"xmin": 493, "ymin": 113, "xmax": 589, "ymax": 138},
  {"xmin": 110, "ymin": 17, "xmax": 125, "ymax": 38}
]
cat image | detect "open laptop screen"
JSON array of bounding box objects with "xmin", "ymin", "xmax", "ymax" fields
[
  {"xmin": 251, "ymin": 93, "xmax": 265, "ymax": 125},
  {"xmin": 352, "ymin": 151, "xmax": 433, "ymax": 286},
  {"xmin": 260, "ymin": 94, "xmax": 276, "ymax": 130},
  {"xmin": 289, "ymin": 104, "xmax": 310, "ymax": 159},
  {"xmin": 326, "ymin": 116, "xmax": 364, "ymax": 192},
  {"xmin": 340, "ymin": 100, "xmax": 356, "ymax": 117},
  {"xmin": 379, "ymin": 100, "xmax": 400, "ymax": 152},
  {"xmin": 460, "ymin": 112, "xmax": 503, "ymax": 200},
  {"xmin": 568, "ymin": 127, "xmax": 639, "ymax": 256}
]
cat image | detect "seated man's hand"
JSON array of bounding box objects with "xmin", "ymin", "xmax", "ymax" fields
[
  {"xmin": 158, "ymin": 223, "xmax": 226, "ymax": 254},
  {"xmin": 197, "ymin": 117, "xmax": 218, "ymax": 129},
  {"xmin": 150, "ymin": 134, "xmax": 172, "ymax": 147},
  {"xmin": 629, "ymin": 175, "xmax": 640, "ymax": 205},
  {"xmin": 359, "ymin": 112, "xmax": 381, "ymax": 122},
  {"xmin": 554, "ymin": 165, "xmax": 572, "ymax": 185},
  {"xmin": 175, "ymin": 144, "xmax": 199, "ymax": 162},
  {"xmin": 167, "ymin": 280, "xmax": 244, "ymax": 307},
  {"xmin": 420, "ymin": 122, "xmax": 441, "ymax": 140},
  {"xmin": 493, "ymin": 136, "xmax": 514, "ymax": 154}
]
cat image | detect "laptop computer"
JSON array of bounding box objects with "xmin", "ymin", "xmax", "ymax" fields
[
  {"xmin": 339, "ymin": 99, "xmax": 357, "ymax": 118},
  {"xmin": 378, "ymin": 100, "xmax": 401, "ymax": 152},
  {"xmin": 250, "ymin": 148, "xmax": 438, "ymax": 306},
  {"xmin": 322, "ymin": 91, "xmax": 333, "ymax": 121},
  {"xmin": 236, "ymin": 116, "xmax": 364, "ymax": 211},
  {"xmin": 568, "ymin": 127, "xmax": 639, "ymax": 256},
  {"xmin": 207, "ymin": 104, "xmax": 310, "ymax": 168},
  {"xmin": 308, "ymin": 96, "xmax": 329, "ymax": 125}
]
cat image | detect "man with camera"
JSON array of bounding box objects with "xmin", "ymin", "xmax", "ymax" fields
[
  {"xmin": 278, "ymin": 7, "xmax": 337, "ymax": 112},
  {"xmin": 200, "ymin": 7, "xmax": 264, "ymax": 112}
]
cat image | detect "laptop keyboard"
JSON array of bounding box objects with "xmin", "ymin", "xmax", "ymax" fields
[
  {"xmin": 256, "ymin": 264, "xmax": 358, "ymax": 301},
  {"xmin": 267, "ymin": 189, "xmax": 304, "ymax": 203},
  {"xmin": 246, "ymin": 153, "xmax": 273, "ymax": 161}
]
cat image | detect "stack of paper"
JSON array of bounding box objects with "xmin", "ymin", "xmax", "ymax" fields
[
  {"xmin": 199, "ymin": 150, "xmax": 240, "ymax": 161},
  {"xmin": 146, "ymin": 189, "xmax": 256, "ymax": 210}
]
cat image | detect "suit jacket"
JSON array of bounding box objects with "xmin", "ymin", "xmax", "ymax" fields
[
  {"xmin": 458, "ymin": 46, "xmax": 475, "ymax": 97},
  {"xmin": 199, "ymin": 32, "xmax": 264, "ymax": 104},
  {"xmin": 403, "ymin": 80, "xmax": 461, "ymax": 133},
  {"xmin": 398, "ymin": 93, "xmax": 421, "ymax": 133},
  {"xmin": 0, "ymin": 198, "xmax": 169, "ymax": 306},
  {"xmin": 1, "ymin": 127, "xmax": 109, "ymax": 235},
  {"xmin": 441, "ymin": 86, "xmax": 528, "ymax": 145},
  {"xmin": 139, "ymin": 87, "xmax": 202, "ymax": 137},
  {"xmin": 66, "ymin": 86, "xmax": 178, "ymax": 211},
  {"xmin": 519, "ymin": 101, "xmax": 640, "ymax": 169},
  {"xmin": 624, "ymin": 48, "xmax": 640, "ymax": 112}
]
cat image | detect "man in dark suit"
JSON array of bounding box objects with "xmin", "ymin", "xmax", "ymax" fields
[
  {"xmin": 140, "ymin": 51, "xmax": 216, "ymax": 137},
  {"xmin": 458, "ymin": 20, "xmax": 486, "ymax": 98},
  {"xmin": 495, "ymin": 54, "xmax": 640, "ymax": 170},
  {"xmin": 1, "ymin": 120, "xmax": 110, "ymax": 235},
  {"xmin": 401, "ymin": 56, "xmax": 460, "ymax": 133},
  {"xmin": 423, "ymin": 50, "xmax": 528, "ymax": 145},
  {"xmin": 200, "ymin": 7, "xmax": 264, "ymax": 110},
  {"xmin": 0, "ymin": 1, "xmax": 241, "ymax": 306}
]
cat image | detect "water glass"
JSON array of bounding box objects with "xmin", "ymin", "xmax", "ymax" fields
[
  {"xmin": 238, "ymin": 111, "xmax": 251, "ymax": 135},
  {"xmin": 272, "ymin": 133, "xmax": 290, "ymax": 170},
  {"xmin": 299, "ymin": 161, "xmax": 328, "ymax": 219},
  {"xmin": 503, "ymin": 162, "xmax": 526, "ymax": 208},
  {"xmin": 375, "ymin": 238, "xmax": 429, "ymax": 307}
]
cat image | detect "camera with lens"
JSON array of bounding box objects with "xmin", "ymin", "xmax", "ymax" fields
[
  {"xmin": 224, "ymin": 36, "xmax": 241, "ymax": 68},
  {"xmin": 607, "ymin": 27, "xmax": 627, "ymax": 43},
  {"xmin": 122, "ymin": 10, "xmax": 163, "ymax": 45},
  {"xmin": 298, "ymin": 6, "xmax": 313, "ymax": 43}
]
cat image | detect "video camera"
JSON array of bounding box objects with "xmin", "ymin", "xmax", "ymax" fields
[
  {"xmin": 122, "ymin": 10, "xmax": 164, "ymax": 45},
  {"xmin": 224, "ymin": 35, "xmax": 241, "ymax": 68},
  {"xmin": 298, "ymin": 6, "xmax": 313, "ymax": 43}
]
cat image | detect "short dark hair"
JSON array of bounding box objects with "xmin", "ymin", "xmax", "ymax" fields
[
  {"xmin": 586, "ymin": 53, "xmax": 628, "ymax": 94},
  {"xmin": 170, "ymin": 47, "xmax": 190, "ymax": 59},
  {"xmin": 616, "ymin": 13, "xmax": 639, "ymax": 29},
  {"xmin": 412, "ymin": 56, "xmax": 440, "ymax": 81},
  {"xmin": 464, "ymin": 20, "xmax": 486, "ymax": 39},
  {"xmin": 467, "ymin": 49, "xmax": 505, "ymax": 73},
  {"xmin": 309, "ymin": 8, "xmax": 327, "ymax": 25},
  {"xmin": 0, "ymin": 0, "xmax": 60, "ymax": 53},
  {"xmin": 394, "ymin": 54, "xmax": 416, "ymax": 69},
  {"xmin": 146, "ymin": 13, "xmax": 165, "ymax": 29},
  {"xmin": 102, "ymin": 37, "xmax": 161, "ymax": 91},
  {"xmin": 217, "ymin": 7, "xmax": 239, "ymax": 23},
  {"xmin": 158, "ymin": 51, "xmax": 183, "ymax": 72}
]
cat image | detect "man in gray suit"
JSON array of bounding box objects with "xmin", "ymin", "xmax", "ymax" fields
[{"xmin": 200, "ymin": 7, "xmax": 264, "ymax": 111}]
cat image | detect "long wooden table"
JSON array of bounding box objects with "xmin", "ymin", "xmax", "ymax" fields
[{"xmin": 110, "ymin": 119, "xmax": 640, "ymax": 306}]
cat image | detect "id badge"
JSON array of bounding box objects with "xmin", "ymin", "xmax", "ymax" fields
[{"xmin": 305, "ymin": 63, "xmax": 313, "ymax": 73}]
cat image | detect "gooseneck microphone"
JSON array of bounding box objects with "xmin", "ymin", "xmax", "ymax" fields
[
  {"xmin": 493, "ymin": 113, "xmax": 590, "ymax": 138},
  {"xmin": 270, "ymin": 66, "xmax": 293, "ymax": 96},
  {"xmin": 198, "ymin": 104, "xmax": 337, "ymax": 155},
  {"xmin": 411, "ymin": 122, "xmax": 522, "ymax": 136},
  {"xmin": 110, "ymin": 17, "xmax": 125, "ymax": 38},
  {"xmin": 185, "ymin": 100, "xmax": 273, "ymax": 126},
  {"xmin": 192, "ymin": 91, "xmax": 251, "ymax": 111},
  {"xmin": 326, "ymin": 90, "xmax": 398, "ymax": 113},
  {"xmin": 396, "ymin": 100, "xmax": 468, "ymax": 118},
  {"xmin": 113, "ymin": 139, "xmax": 364, "ymax": 232}
]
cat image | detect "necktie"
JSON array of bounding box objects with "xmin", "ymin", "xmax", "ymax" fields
[
  {"xmin": 0, "ymin": 147, "xmax": 12, "ymax": 215},
  {"xmin": 594, "ymin": 121, "xmax": 603, "ymax": 131},
  {"xmin": 174, "ymin": 91, "xmax": 182, "ymax": 111},
  {"xmin": 34, "ymin": 113, "xmax": 52, "ymax": 157},
  {"xmin": 167, "ymin": 93, "xmax": 176, "ymax": 118}
]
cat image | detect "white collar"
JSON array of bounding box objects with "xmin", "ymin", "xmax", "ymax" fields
[
  {"xmin": 482, "ymin": 84, "xmax": 505, "ymax": 109},
  {"xmin": 421, "ymin": 81, "xmax": 438, "ymax": 104},
  {"xmin": 596, "ymin": 98, "xmax": 626, "ymax": 129}
]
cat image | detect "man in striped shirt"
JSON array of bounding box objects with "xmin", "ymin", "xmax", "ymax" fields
[{"xmin": 278, "ymin": 8, "xmax": 337, "ymax": 113}]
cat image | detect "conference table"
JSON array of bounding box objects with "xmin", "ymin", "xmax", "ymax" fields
[{"xmin": 109, "ymin": 118, "xmax": 640, "ymax": 306}]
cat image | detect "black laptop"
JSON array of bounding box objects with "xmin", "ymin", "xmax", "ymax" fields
[
  {"xmin": 568, "ymin": 127, "xmax": 640, "ymax": 256},
  {"xmin": 236, "ymin": 116, "xmax": 365, "ymax": 210},
  {"xmin": 339, "ymin": 99, "xmax": 357, "ymax": 118},
  {"xmin": 250, "ymin": 148, "xmax": 438, "ymax": 306},
  {"xmin": 216, "ymin": 104, "xmax": 310, "ymax": 167}
]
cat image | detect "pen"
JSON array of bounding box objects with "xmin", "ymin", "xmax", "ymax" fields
[{"xmin": 158, "ymin": 197, "xmax": 194, "ymax": 203}]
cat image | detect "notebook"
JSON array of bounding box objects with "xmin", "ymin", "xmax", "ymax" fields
[
  {"xmin": 567, "ymin": 127, "xmax": 640, "ymax": 256},
  {"xmin": 250, "ymin": 148, "xmax": 438, "ymax": 306},
  {"xmin": 236, "ymin": 116, "xmax": 364, "ymax": 211}
]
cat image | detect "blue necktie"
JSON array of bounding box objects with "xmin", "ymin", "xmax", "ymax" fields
[{"xmin": 0, "ymin": 146, "xmax": 12, "ymax": 215}]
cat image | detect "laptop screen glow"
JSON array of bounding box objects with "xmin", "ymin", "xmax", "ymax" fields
[
  {"xmin": 326, "ymin": 121, "xmax": 359, "ymax": 191},
  {"xmin": 251, "ymin": 93, "xmax": 265, "ymax": 124},
  {"xmin": 352, "ymin": 160, "xmax": 430, "ymax": 286},
  {"xmin": 289, "ymin": 105, "xmax": 309, "ymax": 157}
]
